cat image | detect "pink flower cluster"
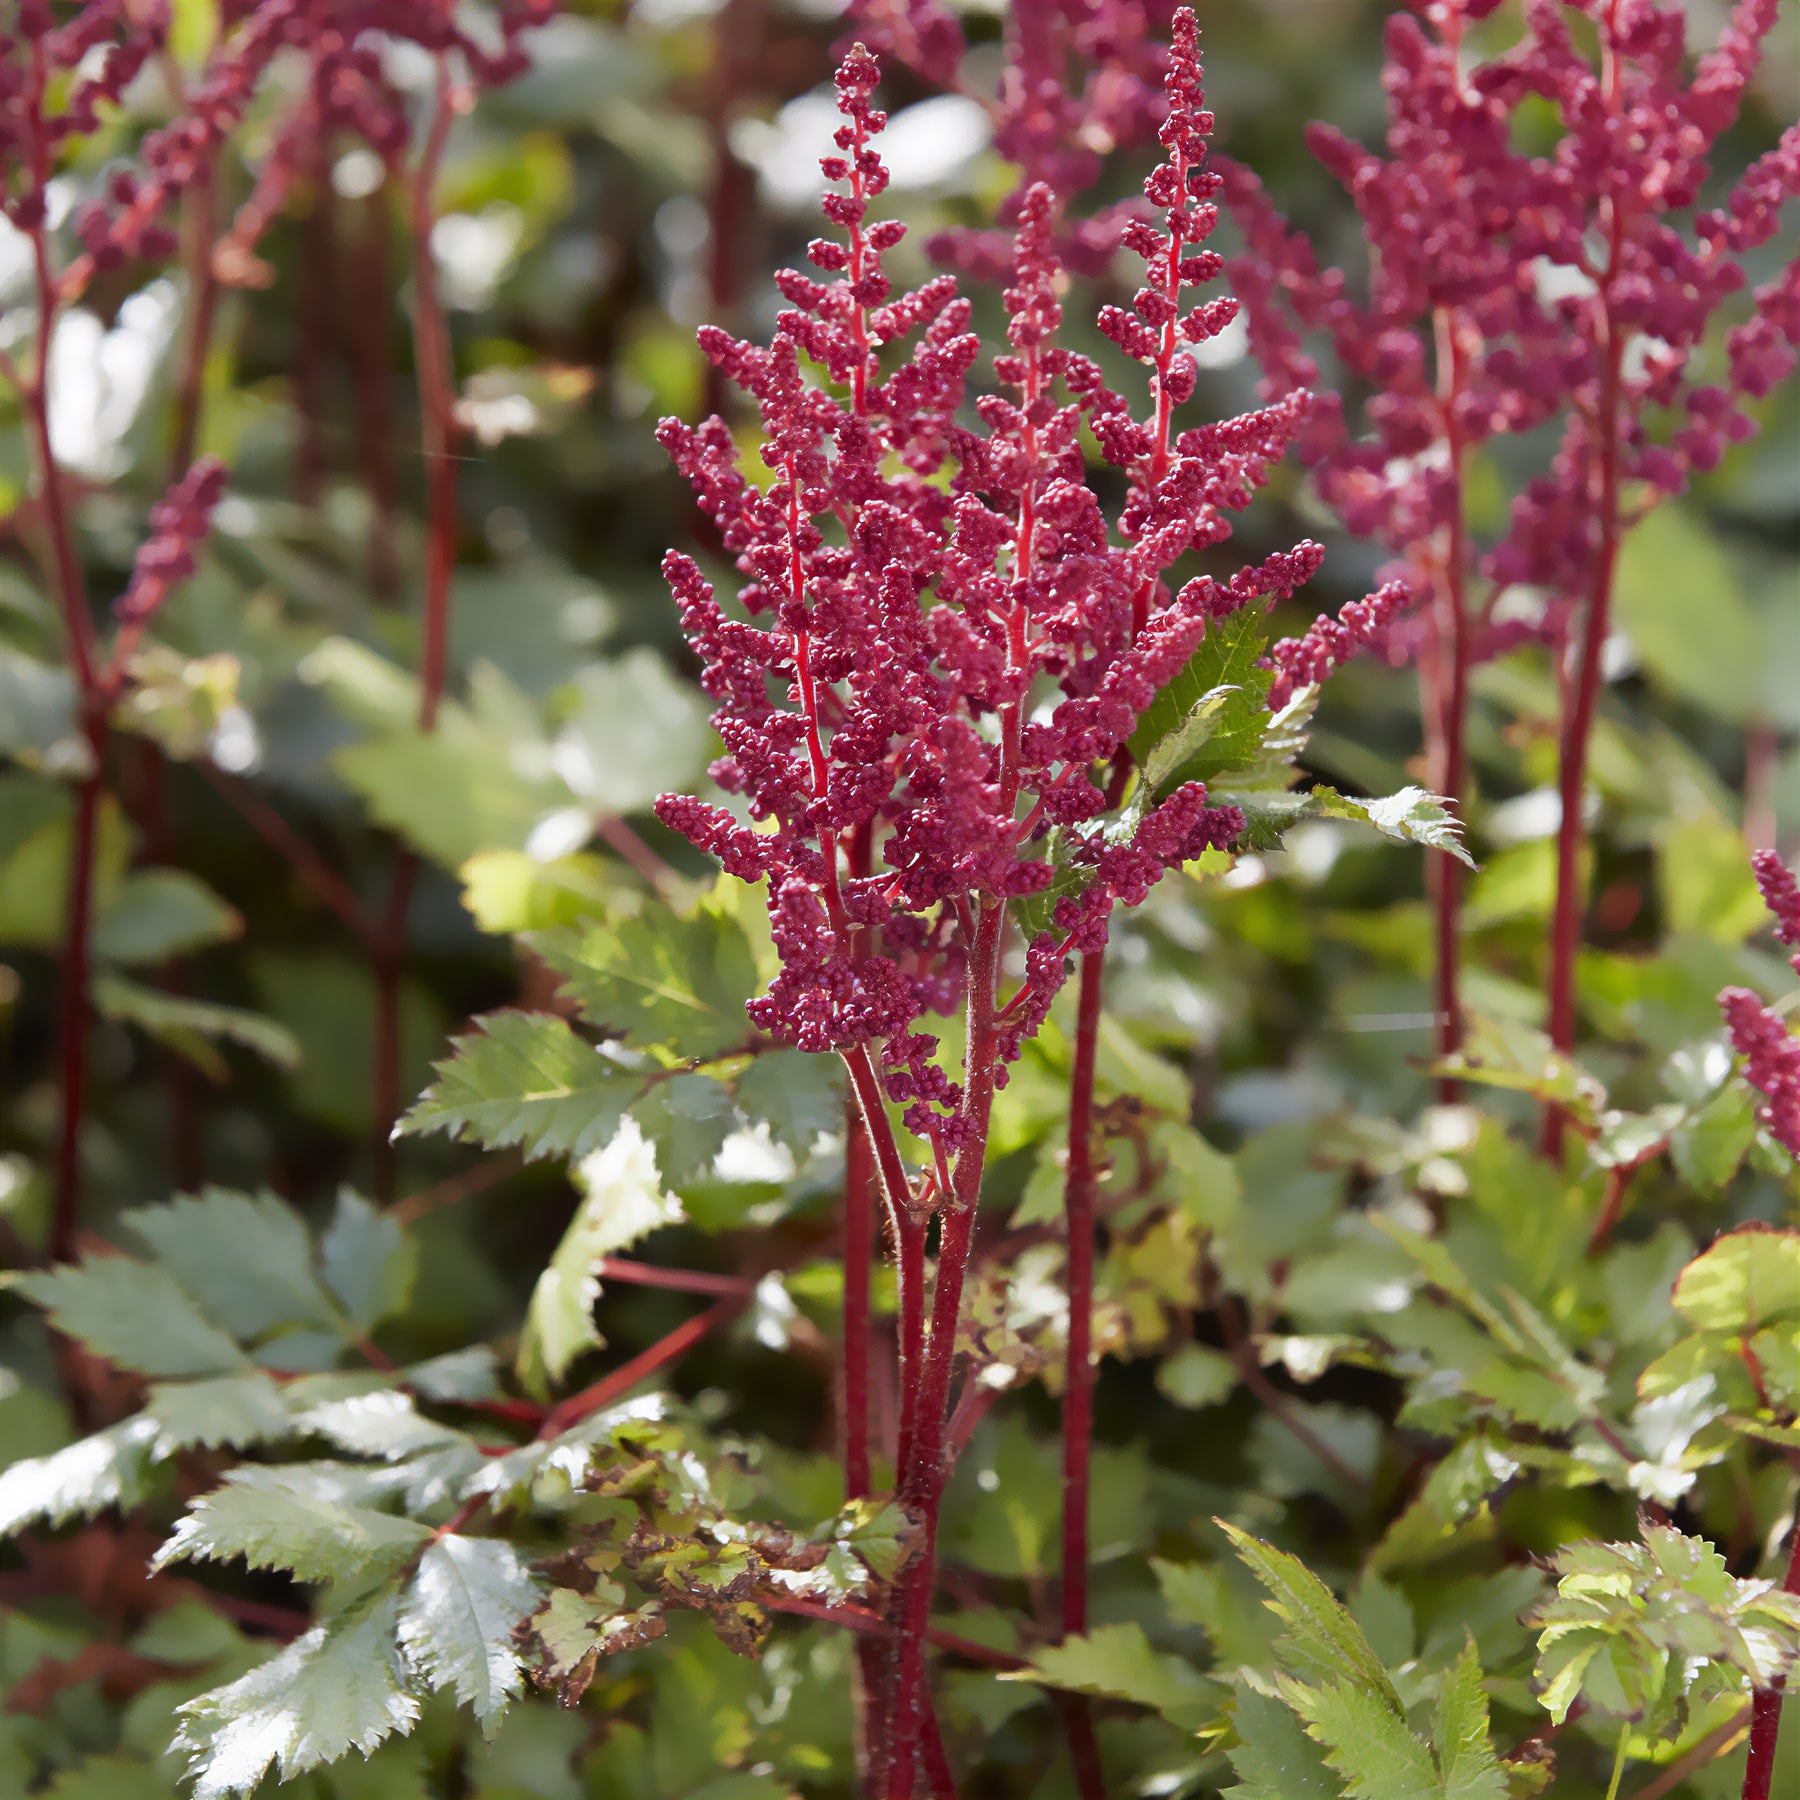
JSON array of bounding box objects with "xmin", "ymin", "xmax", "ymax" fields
[
  {"xmin": 849, "ymin": 0, "xmax": 1178, "ymax": 280},
  {"xmin": 1721, "ymin": 851, "xmax": 1800, "ymax": 1157},
  {"xmin": 1219, "ymin": 0, "xmax": 1799, "ymax": 666},
  {"xmin": 0, "ymin": 1, "xmax": 554, "ymax": 291},
  {"xmin": 656, "ymin": 16, "xmax": 1321, "ymax": 1148},
  {"xmin": 117, "ymin": 458, "xmax": 230, "ymax": 627}
]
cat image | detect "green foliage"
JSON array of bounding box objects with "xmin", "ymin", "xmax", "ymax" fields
[
  {"xmin": 2, "ymin": 7, "xmax": 1795, "ymax": 1800},
  {"xmin": 1528, "ymin": 1519, "xmax": 1800, "ymax": 1734}
]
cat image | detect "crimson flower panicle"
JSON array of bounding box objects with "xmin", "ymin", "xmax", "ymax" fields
[{"xmin": 655, "ymin": 18, "xmax": 1326, "ymax": 1148}]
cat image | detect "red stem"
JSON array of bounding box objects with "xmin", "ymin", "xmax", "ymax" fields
[
  {"xmin": 886, "ymin": 904, "xmax": 1006, "ymax": 1800},
  {"xmin": 540, "ymin": 1295, "xmax": 742, "ymax": 1438},
  {"xmin": 372, "ymin": 62, "xmax": 460, "ymax": 1199},
  {"xmin": 1743, "ymin": 1513, "xmax": 1800, "ymax": 1800},
  {"xmin": 1058, "ymin": 948, "xmax": 1108, "ymax": 1800},
  {"xmin": 1544, "ymin": 10, "xmax": 1628, "ymax": 1159},
  {"xmin": 592, "ymin": 1257, "xmax": 753, "ymax": 1298},
  {"xmin": 1430, "ymin": 306, "xmax": 1471, "ymax": 1095},
  {"xmin": 843, "ymin": 1107, "xmax": 875, "ymax": 1502},
  {"xmin": 196, "ymin": 762, "xmax": 373, "ymax": 945},
  {"xmin": 350, "ymin": 178, "xmax": 400, "ymax": 602},
  {"xmin": 408, "ymin": 60, "xmax": 459, "ymax": 734},
  {"xmin": 52, "ymin": 771, "xmax": 102, "ymax": 1265},
  {"xmin": 293, "ymin": 131, "xmax": 336, "ymax": 506}
]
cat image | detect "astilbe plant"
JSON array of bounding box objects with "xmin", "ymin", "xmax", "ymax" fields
[
  {"xmin": 1217, "ymin": 0, "xmax": 1800, "ymax": 1134},
  {"xmin": 1721, "ymin": 851, "xmax": 1800, "ymax": 1157},
  {"xmin": 652, "ymin": 17, "xmax": 1425, "ymax": 1792}
]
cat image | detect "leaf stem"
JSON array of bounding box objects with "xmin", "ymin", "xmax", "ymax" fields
[
  {"xmin": 1742, "ymin": 1510, "xmax": 1800, "ymax": 1800},
  {"xmin": 1606, "ymin": 1722, "xmax": 1632, "ymax": 1800},
  {"xmin": 1059, "ymin": 946, "xmax": 1107, "ymax": 1800},
  {"xmin": 539, "ymin": 1293, "xmax": 742, "ymax": 1439},
  {"xmin": 1544, "ymin": 4, "xmax": 1628, "ymax": 1159}
]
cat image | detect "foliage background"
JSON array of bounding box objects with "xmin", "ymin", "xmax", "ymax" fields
[{"xmin": 1, "ymin": 2, "xmax": 1797, "ymax": 1797}]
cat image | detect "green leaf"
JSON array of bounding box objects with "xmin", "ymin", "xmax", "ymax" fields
[
  {"xmin": 519, "ymin": 1116, "xmax": 682, "ymax": 1394},
  {"xmin": 91, "ymin": 868, "xmax": 241, "ymax": 965},
  {"xmin": 12, "ymin": 1256, "xmax": 246, "ymax": 1378},
  {"xmin": 1225, "ymin": 1684, "xmax": 1343, "ymax": 1800},
  {"xmin": 296, "ymin": 1390, "xmax": 473, "ymax": 1462},
  {"xmin": 632, "ymin": 1073, "xmax": 736, "ymax": 1189},
  {"xmin": 523, "ymin": 1589, "xmax": 667, "ymax": 1706},
  {"xmin": 398, "ymin": 1536, "xmax": 543, "ymax": 1730},
  {"xmin": 1433, "ymin": 1638, "xmax": 1508, "ymax": 1800},
  {"xmin": 1128, "ymin": 607, "xmax": 1274, "ymax": 789},
  {"xmin": 1309, "ymin": 785, "xmax": 1475, "ymax": 869},
  {"xmin": 175, "ymin": 1590, "xmax": 419, "ymax": 1797},
  {"xmin": 0, "ymin": 1417, "xmax": 160, "ymax": 1536},
  {"xmin": 735, "ymin": 1050, "xmax": 844, "ymax": 1155},
  {"xmin": 93, "ymin": 976, "xmax": 302, "ymax": 1077},
  {"xmin": 1669, "ymin": 1079, "xmax": 1757, "ymax": 1193},
  {"xmin": 154, "ymin": 1475, "xmax": 432, "ymax": 1582},
  {"xmin": 536, "ymin": 901, "xmax": 757, "ymax": 1059},
  {"xmin": 0, "ymin": 647, "xmax": 89, "ymax": 775},
  {"xmin": 125, "ymin": 1188, "xmax": 333, "ymax": 1340},
  {"xmin": 146, "ymin": 1373, "xmax": 295, "ymax": 1453},
  {"xmin": 1615, "ymin": 505, "xmax": 1762, "ymax": 723},
  {"xmin": 460, "ymin": 847, "xmax": 611, "ymax": 934},
  {"xmin": 551, "ymin": 649, "xmax": 715, "ymax": 816},
  {"xmin": 321, "ymin": 1189, "xmax": 416, "ymax": 1332},
  {"xmin": 1156, "ymin": 1342, "xmax": 1238, "ymax": 1409},
  {"xmin": 1672, "ymin": 1227, "xmax": 1800, "ymax": 1335},
  {"xmin": 400, "ymin": 1010, "xmax": 642, "ymax": 1161},
  {"xmin": 1004, "ymin": 1621, "xmax": 1224, "ymax": 1732},
  {"xmin": 112, "ymin": 644, "xmax": 241, "ymax": 761},
  {"xmin": 1289, "ymin": 1679, "xmax": 1439, "ymax": 1800},
  {"xmin": 35, "ymin": 1755, "xmax": 182, "ymax": 1800},
  {"xmin": 1219, "ymin": 1522, "xmax": 1400, "ymax": 1708}
]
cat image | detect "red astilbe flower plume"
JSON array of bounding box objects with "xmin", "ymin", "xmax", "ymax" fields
[
  {"xmin": 1219, "ymin": 0, "xmax": 1800, "ymax": 669},
  {"xmin": 848, "ymin": 0, "xmax": 1178, "ymax": 280},
  {"xmin": 656, "ymin": 21, "xmax": 1324, "ymax": 1158},
  {"xmin": 1720, "ymin": 850, "xmax": 1800, "ymax": 1158}
]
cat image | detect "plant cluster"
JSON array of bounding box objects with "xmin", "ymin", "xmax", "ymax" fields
[{"xmin": 0, "ymin": 4, "xmax": 1796, "ymax": 1800}]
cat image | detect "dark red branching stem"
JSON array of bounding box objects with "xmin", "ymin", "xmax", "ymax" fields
[
  {"xmin": 1742, "ymin": 1511, "xmax": 1800, "ymax": 1800},
  {"xmin": 409, "ymin": 59, "xmax": 460, "ymax": 736},
  {"xmin": 1544, "ymin": 7, "xmax": 1628, "ymax": 1160},
  {"xmin": 540, "ymin": 1295, "xmax": 742, "ymax": 1439},
  {"xmin": 843, "ymin": 1109, "xmax": 875, "ymax": 1501},
  {"xmin": 887, "ymin": 906, "xmax": 1006, "ymax": 1800},
  {"xmin": 1058, "ymin": 946, "xmax": 1107, "ymax": 1800},
  {"xmin": 1430, "ymin": 306, "xmax": 1471, "ymax": 1092},
  {"xmin": 351, "ymin": 178, "xmax": 400, "ymax": 601},
  {"xmin": 373, "ymin": 60, "xmax": 461, "ymax": 1200},
  {"xmin": 20, "ymin": 51, "xmax": 102, "ymax": 1263},
  {"xmin": 293, "ymin": 132, "xmax": 336, "ymax": 506}
]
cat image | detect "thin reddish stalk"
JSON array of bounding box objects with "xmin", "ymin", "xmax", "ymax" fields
[
  {"xmin": 351, "ymin": 182, "xmax": 400, "ymax": 601},
  {"xmin": 52, "ymin": 772, "xmax": 102, "ymax": 1266},
  {"xmin": 197, "ymin": 762, "xmax": 373, "ymax": 943},
  {"xmin": 170, "ymin": 172, "xmax": 220, "ymax": 481},
  {"xmin": 844, "ymin": 1108, "xmax": 875, "ymax": 1501},
  {"xmin": 1742, "ymin": 1513, "xmax": 1800, "ymax": 1800},
  {"xmin": 886, "ymin": 902, "xmax": 1006, "ymax": 1800},
  {"xmin": 762, "ymin": 1593, "xmax": 1019, "ymax": 1670},
  {"xmin": 21, "ymin": 58, "xmax": 102, "ymax": 1263},
  {"xmin": 370, "ymin": 852, "xmax": 417, "ymax": 1205},
  {"xmin": 293, "ymin": 132, "xmax": 336, "ymax": 506},
  {"xmin": 592, "ymin": 1257, "xmax": 753, "ymax": 1298},
  {"xmin": 408, "ymin": 59, "xmax": 459, "ymax": 734},
  {"xmin": 540, "ymin": 1294, "xmax": 741, "ymax": 1438},
  {"xmin": 1544, "ymin": 8, "xmax": 1628, "ymax": 1159},
  {"xmin": 373, "ymin": 62, "xmax": 460, "ymax": 1199},
  {"xmin": 1430, "ymin": 306, "xmax": 1471, "ymax": 1093},
  {"xmin": 1058, "ymin": 947, "xmax": 1107, "ymax": 1800}
]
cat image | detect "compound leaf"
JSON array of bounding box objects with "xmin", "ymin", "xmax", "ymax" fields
[
  {"xmin": 175, "ymin": 1589, "xmax": 418, "ymax": 1798},
  {"xmin": 400, "ymin": 1010, "xmax": 640, "ymax": 1161},
  {"xmin": 398, "ymin": 1535, "xmax": 542, "ymax": 1730},
  {"xmin": 154, "ymin": 1476, "xmax": 431, "ymax": 1583}
]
